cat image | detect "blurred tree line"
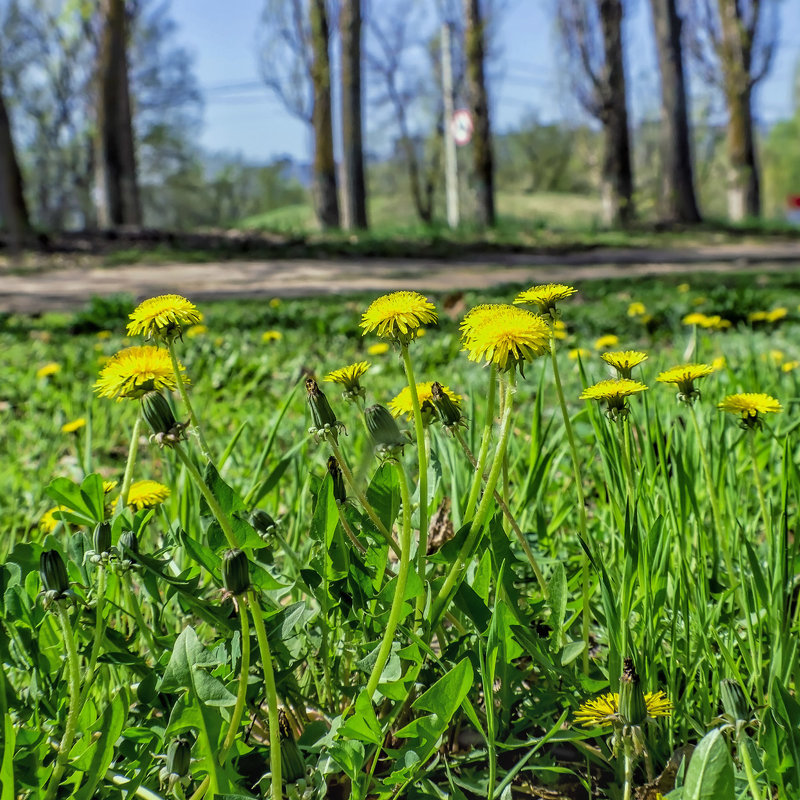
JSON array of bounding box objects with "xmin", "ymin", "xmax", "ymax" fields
[{"xmin": 1, "ymin": 0, "xmax": 799, "ymax": 244}]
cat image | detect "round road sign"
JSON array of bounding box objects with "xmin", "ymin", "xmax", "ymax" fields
[{"xmin": 451, "ymin": 109, "xmax": 474, "ymax": 146}]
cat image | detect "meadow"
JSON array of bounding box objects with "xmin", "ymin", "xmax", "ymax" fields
[{"xmin": 2, "ymin": 271, "xmax": 800, "ymax": 800}]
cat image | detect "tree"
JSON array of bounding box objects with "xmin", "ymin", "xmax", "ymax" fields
[
  {"xmin": 339, "ymin": 0, "xmax": 368, "ymax": 229},
  {"xmin": 0, "ymin": 72, "xmax": 31, "ymax": 244},
  {"xmin": 649, "ymin": 0, "xmax": 701, "ymax": 223},
  {"xmin": 95, "ymin": 0, "xmax": 141, "ymax": 227},
  {"xmin": 463, "ymin": 0, "xmax": 495, "ymax": 226},
  {"xmin": 558, "ymin": 0, "xmax": 635, "ymax": 226},
  {"xmin": 687, "ymin": 0, "xmax": 779, "ymax": 220}
]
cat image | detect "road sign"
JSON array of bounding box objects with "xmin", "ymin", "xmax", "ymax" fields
[
  {"xmin": 451, "ymin": 109, "xmax": 473, "ymax": 146},
  {"xmin": 787, "ymin": 195, "xmax": 800, "ymax": 224}
]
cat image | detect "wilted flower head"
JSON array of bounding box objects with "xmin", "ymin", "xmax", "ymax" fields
[
  {"xmin": 127, "ymin": 295, "xmax": 202, "ymax": 341},
  {"xmin": 360, "ymin": 291, "xmax": 437, "ymax": 344},
  {"xmin": 306, "ymin": 377, "xmax": 345, "ymax": 442},
  {"xmin": 365, "ymin": 404, "xmax": 409, "ymax": 456}
]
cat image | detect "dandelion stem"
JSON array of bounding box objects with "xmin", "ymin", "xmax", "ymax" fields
[
  {"xmin": 622, "ymin": 737, "xmax": 635, "ymax": 800},
  {"xmin": 748, "ymin": 432, "xmax": 770, "ymax": 536},
  {"xmin": 337, "ymin": 506, "xmax": 367, "ymax": 553},
  {"xmin": 619, "ymin": 420, "xmax": 636, "ymax": 506},
  {"xmin": 167, "ymin": 339, "xmax": 213, "ymax": 463},
  {"xmin": 464, "ymin": 364, "xmax": 498, "ymax": 523},
  {"xmin": 78, "ymin": 564, "xmax": 107, "ymax": 707},
  {"xmin": 366, "ymin": 459, "xmax": 413, "ymax": 700},
  {"xmin": 739, "ymin": 730, "xmax": 765, "ymax": 800},
  {"xmin": 219, "ymin": 606, "xmax": 251, "ymax": 763},
  {"xmin": 399, "ymin": 344, "xmax": 428, "ymax": 626},
  {"xmin": 43, "ymin": 604, "xmax": 81, "ymax": 800},
  {"xmin": 247, "ymin": 594, "xmax": 282, "ymax": 800},
  {"xmin": 118, "ymin": 415, "xmax": 142, "ymax": 511},
  {"xmin": 174, "ymin": 445, "xmax": 240, "ymax": 548}
]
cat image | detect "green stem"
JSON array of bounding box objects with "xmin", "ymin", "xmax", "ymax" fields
[
  {"xmin": 463, "ymin": 364, "xmax": 498, "ymax": 523},
  {"xmin": 366, "ymin": 460, "xmax": 413, "ymax": 700},
  {"xmin": 622, "ymin": 737, "xmax": 634, "ymax": 800},
  {"xmin": 619, "ymin": 420, "xmax": 635, "ymax": 508},
  {"xmin": 337, "ymin": 506, "xmax": 367, "ymax": 553},
  {"xmin": 431, "ymin": 371, "xmax": 515, "ymax": 628},
  {"xmin": 738, "ymin": 729, "xmax": 765, "ymax": 800},
  {"xmin": 219, "ymin": 604, "xmax": 251, "ymax": 763},
  {"xmin": 248, "ymin": 595, "xmax": 282, "ymax": 800},
  {"xmin": 118, "ymin": 416, "xmax": 142, "ymax": 511},
  {"xmin": 174, "ymin": 445, "xmax": 240, "ymax": 548},
  {"xmin": 122, "ymin": 576, "xmax": 160, "ymax": 659},
  {"xmin": 43, "ymin": 604, "xmax": 82, "ymax": 800},
  {"xmin": 399, "ymin": 345, "xmax": 428, "ymax": 626},
  {"xmin": 78, "ymin": 565, "xmax": 107, "ymax": 707},
  {"xmin": 327, "ymin": 436, "xmax": 399, "ymax": 556},
  {"xmin": 749, "ymin": 432, "xmax": 770, "ymax": 537},
  {"xmin": 454, "ymin": 429, "xmax": 548, "ymax": 597},
  {"xmin": 168, "ymin": 339, "xmax": 213, "ymax": 462}
]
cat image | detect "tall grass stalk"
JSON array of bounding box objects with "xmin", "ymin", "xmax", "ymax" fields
[
  {"xmin": 167, "ymin": 340, "xmax": 213, "ymax": 462},
  {"xmin": 118, "ymin": 415, "xmax": 142, "ymax": 510}
]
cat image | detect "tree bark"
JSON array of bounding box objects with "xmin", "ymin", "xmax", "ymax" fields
[
  {"xmin": 339, "ymin": 0, "xmax": 368, "ymax": 229},
  {"xmin": 0, "ymin": 77, "xmax": 31, "ymax": 245},
  {"xmin": 463, "ymin": 0, "xmax": 495, "ymax": 227},
  {"xmin": 650, "ymin": 0, "xmax": 701, "ymax": 223},
  {"xmin": 95, "ymin": 0, "xmax": 141, "ymax": 228},
  {"xmin": 310, "ymin": 0, "xmax": 340, "ymax": 229},
  {"xmin": 598, "ymin": 0, "xmax": 634, "ymax": 226}
]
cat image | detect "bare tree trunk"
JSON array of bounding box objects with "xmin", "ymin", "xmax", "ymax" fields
[
  {"xmin": 463, "ymin": 0, "xmax": 495, "ymax": 227},
  {"xmin": 95, "ymin": 0, "xmax": 141, "ymax": 228},
  {"xmin": 340, "ymin": 0, "xmax": 368, "ymax": 229},
  {"xmin": 650, "ymin": 0, "xmax": 701, "ymax": 223},
  {"xmin": 0, "ymin": 77, "xmax": 31, "ymax": 245},
  {"xmin": 598, "ymin": 0, "xmax": 634, "ymax": 226},
  {"xmin": 310, "ymin": 0, "xmax": 340, "ymax": 229}
]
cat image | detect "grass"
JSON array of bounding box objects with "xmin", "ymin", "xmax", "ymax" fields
[{"xmin": 3, "ymin": 271, "xmax": 800, "ymax": 798}]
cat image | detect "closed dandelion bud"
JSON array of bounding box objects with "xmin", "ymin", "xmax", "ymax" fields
[
  {"xmin": 327, "ymin": 456, "xmax": 347, "ymax": 504},
  {"xmin": 166, "ymin": 737, "xmax": 191, "ymax": 779},
  {"xmin": 40, "ymin": 550, "xmax": 69, "ymax": 596},
  {"xmin": 118, "ymin": 530, "xmax": 139, "ymax": 556},
  {"xmin": 365, "ymin": 404, "xmax": 406, "ymax": 452},
  {"xmin": 249, "ymin": 509, "xmax": 277, "ymax": 537},
  {"xmin": 279, "ymin": 709, "xmax": 306, "ymax": 783},
  {"xmin": 619, "ymin": 658, "xmax": 647, "ymax": 726},
  {"xmin": 431, "ymin": 381, "xmax": 463, "ymax": 427},
  {"xmin": 221, "ymin": 548, "xmax": 250, "ymax": 595},
  {"xmin": 305, "ymin": 377, "xmax": 341, "ymax": 441},
  {"xmin": 93, "ymin": 521, "xmax": 112, "ymax": 554},
  {"xmin": 720, "ymin": 679, "xmax": 749, "ymax": 723},
  {"xmin": 141, "ymin": 390, "xmax": 177, "ymax": 436}
]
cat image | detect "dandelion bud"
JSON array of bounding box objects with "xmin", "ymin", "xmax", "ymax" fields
[
  {"xmin": 249, "ymin": 509, "xmax": 277, "ymax": 537},
  {"xmin": 279, "ymin": 709, "xmax": 306, "ymax": 783},
  {"xmin": 166, "ymin": 737, "xmax": 191, "ymax": 778},
  {"xmin": 141, "ymin": 391, "xmax": 177, "ymax": 436},
  {"xmin": 306, "ymin": 377, "xmax": 342, "ymax": 442},
  {"xmin": 720, "ymin": 679, "xmax": 750, "ymax": 724},
  {"xmin": 327, "ymin": 456, "xmax": 347, "ymax": 504},
  {"xmin": 221, "ymin": 549, "xmax": 251, "ymax": 596},
  {"xmin": 40, "ymin": 550, "xmax": 69, "ymax": 596},
  {"xmin": 431, "ymin": 381, "xmax": 463, "ymax": 428},
  {"xmin": 618, "ymin": 657, "xmax": 648, "ymax": 726},
  {"xmin": 118, "ymin": 530, "xmax": 139, "ymax": 556},
  {"xmin": 93, "ymin": 521, "xmax": 112, "ymax": 554},
  {"xmin": 365, "ymin": 404, "xmax": 407, "ymax": 453}
]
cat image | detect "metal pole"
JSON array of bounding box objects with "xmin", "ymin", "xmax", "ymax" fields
[{"xmin": 441, "ymin": 21, "xmax": 459, "ymax": 228}]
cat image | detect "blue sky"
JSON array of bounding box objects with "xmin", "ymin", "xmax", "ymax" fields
[{"xmin": 170, "ymin": 0, "xmax": 800, "ymax": 162}]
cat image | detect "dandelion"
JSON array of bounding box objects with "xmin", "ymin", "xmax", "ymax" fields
[
  {"xmin": 712, "ymin": 355, "xmax": 726, "ymax": 371},
  {"xmin": 126, "ymin": 479, "xmax": 171, "ymax": 511},
  {"xmin": 262, "ymin": 330, "xmax": 283, "ymax": 343},
  {"xmin": 749, "ymin": 311, "xmax": 768, "ymax": 323},
  {"xmin": 269, "ymin": 297, "xmax": 281, "ymax": 308},
  {"xmin": 704, "ymin": 315, "xmax": 731, "ymax": 331},
  {"xmin": 569, "ymin": 348, "xmax": 590, "ymax": 360},
  {"xmin": 718, "ymin": 393, "xmax": 782, "ymax": 429},
  {"xmin": 103, "ymin": 480, "xmax": 118, "ymax": 495},
  {"xmin": 627, "ymin": 302, "xmax": 646, "ymax": 317},
  {"xmin": 461, "ymin": 304, "xmax": 550, "ymax": 371},
  {"xmin": 768, "ymin": 350, "xmax": 785, "ymax": 365},
  {"xmin": 574, "ymin": 690, "xmax": 672, "ymax": 728},
  {"xmin": 580, "ymin": 379, "xmax": 648, "ymax": 420},
  {"xmin": 39, "ymin": 506, "xmax": 69, "ymax": 534},
  {"xmin": 594, "ymin": 334, "xmax": 619, "ymax": 350},
  {"xmin": 682, "ymin": 312, "xmax": 708, "ymax": 326},
  {"xmin": 37, "ymin": 363, "xmax": 60, "ymax": 379},
  {"xmin": 782, "ymin": 360, "xmax": 799, "ymax": 372},
  {"xmin": 360, "ymin": 291, "xmax": 437, "ymax": 344},
  {"xmin": 389, "ymin": 381, "xmax": 461, "ymax": 421},
  {"xmin": 96, "ymin": 330, "xmax": 112, "ymax": 340},
  {"xmin": 185, "ymin": 324, "xmax": 207, "ymax": 338},
  {"xmin": 767, "ymin": 307, "xmax": 788, "ymax": 322},
  {"xmin": 677, "ymin": 282, "xmax": 690, "ymax": 293},
  {"xmin": 601, "ymin": 350, "xmax": 648, "ymax": 379},
  {"xmin": 513, "ymin": 283, "xmax": 577, "ymax": 315},
  {"xmin": 126, "ymin": 295, "xmax": 202, "ymax": 341},
  {"xmin": 61, "ymin": 418, "xmax": 87, "ymax": 434},
  {"xmin": 656, "ymin": 363, "xmax": 715, "ymax": 403},
  {"xmin": 324, "ymin": 361, "xmax": 370, "ymax": 401},
  {"xmin": 94, "ymin": 346, "xmax": 183, "ymax": 400},
  {"xmin": 552, "ymin": 319, "xmax": 567, "ymax": 340},
  {"xmin": 367, "ymin": 342, "xmax": 390, "ymax": 356}
]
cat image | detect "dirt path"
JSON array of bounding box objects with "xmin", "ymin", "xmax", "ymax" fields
[{"xmin": 2, "ymin": 242, "xmax": 799, "ymax": 314}]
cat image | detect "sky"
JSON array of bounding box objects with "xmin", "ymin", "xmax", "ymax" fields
[{"xmin": 170, "ymin": 0, "xmax": 800, "ymax": 163}]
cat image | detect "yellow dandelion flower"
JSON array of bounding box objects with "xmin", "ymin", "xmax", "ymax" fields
[
  {"xmin": 37, "ymin": 362, "xmax": 61, "ymax": 379},
  {"xmin": 594, "ymin": 334, "xmax": 619, "ymax": 350},
  {"xmin": 61, "ymin": 418, "xmax": 87, "ymax": 434},
  {"xmin": 580, "ymin": 378, "xmax": 648, "ymax": 419},
  {"xmin": 553, "ymin": 319, "xmax": 567, "ymax": 340},
  {"xmin": 682, "ymin": 312, "xmax": 708, "ymax": 326},
  {"xmin": 262, "ymin": 330, "xmax": 283, "ymax": 343},
  {"xmin": 748, "ymin": 310, "xmax": 768, "ymax": 323},
  {"xmin": 514, "ymin": 283, "xmax": 577, "ymax": 314},
  {"xmin": 360, "ymin": 291, "xmax": 437, "ymax": 344},
  {"xmin": 703, "ymin": 315, "xmax": 731, "ymax": 330},
  {"xmin": 96, "ymin": 330, "xmax": 113, "ymax": 340},
  {"xmin": 601, "ymin": 350, "xmax": 648, "ymax": 379},
  {"xmin": 627, "ymin": 302, "xmax": 646, "ymax": 317},
  {"xmin": 126, "ymin": 294, "xmax": 202, "ymax": 340},
  {"xmin": 767, "ymin": 307, "xmax": 788, "ymax": 323},
  {"xmin": 569, "ymin": 348, "xmax": 590, "ymax": 360},
  {"xmin": 185, "ymin": 324, "xmax": 208, "ymax": 339},
  {"xmin": 94, "ymin": 346, "xmax": 183, "ymax": 400},
  {"xmin": 103, "ymin": 480, "xmax": 118, "ymax": 494},
  {"xmin": 574, "ymin": 691, "xmax": 672, "ymax": 728},
  {"xmin": 657, "ymin": 363, "xmax": 715, "ymax": 400},
  {"xmin": 712, "ymin": 356, "xmax": 726, "ymax": 371},
  {"xmin": 325, "ymin": 361, "xmax": 370, "ymax": 399},
  {"xmin": 461, "ymin": 304, "xmax": 550, "ymax": 371},
  {"xmin": 692, "ymin": 296, "xmax": 707, "ymax": 306},
  {"xmin": 126, "ymin": 479, "xmax": 171, "ymax": 511},
  {"xmin": 782, "ymin": 360, "xmax": 799, "ymax": 372},
  {"xmin": 389, "ymin": 381, "xmax": 461, "ymax": 420},
  {"xmin": 269, "ymin": 297, "xmax": 281, "ymax": 308},
  {"xmin": 40, "ymin": 506, "xmax": 69, "ymax": 533},
  {"xmin": 677, "ymin": 282, "xmax": 690, "ymax": 294},
  {"xmin": 718, "ymin": 393, "xmax": 782, "ymax": 426},
  {"xmin": 768, "ymin": 350, "xmax": 785, "ymax": 365},
  {"xmin": 367, "ymin": 342, "xmax": 390, "ymax": 356}
]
